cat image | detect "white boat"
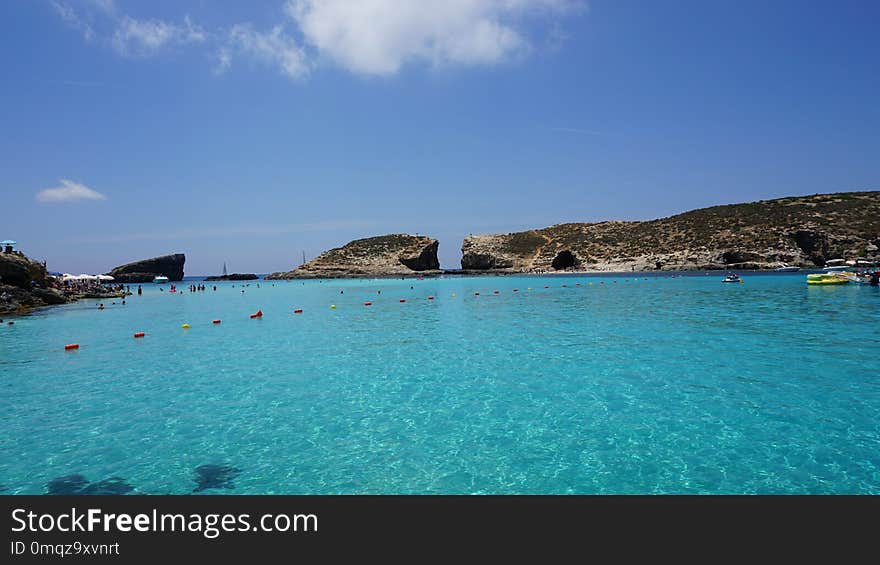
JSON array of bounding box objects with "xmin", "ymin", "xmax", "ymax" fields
[
  {"xmin": 722, "ymin": 273, "xmax": 743, "ymax": 283},
  {"xmin": 822, "ymin": 259, "xmax": 849, "ymax": 272},
  {"xmin": 153, "ymin": 275, "xmax": 169, "ymax": 284},
  {"xmin": 774, "ymin": 264, "xmax": 800, "ymax": 272}
]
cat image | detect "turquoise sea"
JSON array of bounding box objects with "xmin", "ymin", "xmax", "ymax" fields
[{"xmin": 1, "ymin": 273, "xmax": 878, "ymax": 494}]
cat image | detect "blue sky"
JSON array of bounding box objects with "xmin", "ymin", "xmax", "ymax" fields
[{"xmin": 2, "ymin": 0, "xmax": 878, "ymax": 274}]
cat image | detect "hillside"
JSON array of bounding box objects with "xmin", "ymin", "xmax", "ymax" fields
[{"xmin": 461, "ymin": 191, "xmax": 880, "ymax": 272}]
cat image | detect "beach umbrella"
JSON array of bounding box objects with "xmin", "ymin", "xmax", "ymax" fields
[
  {"xmin": 97, "ymin": 275, "xmax": 115, "ymax": 281},
  {"xmin": 78, "ymin": 274, "xmax": 98, "ymax": 280}
]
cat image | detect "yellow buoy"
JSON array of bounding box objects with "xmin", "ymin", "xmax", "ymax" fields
[
  {"xmin": 330, "ymin": 304, "xmax": 337, "ymax": 309},
  {"xmin": 181, "ymin": 324, "xmax": 190, "ymax": 329},
  {"xmin": 451, "ymin": 293, "xmax": 456, "ymax": 298},
  {"xmin": 527, "ymin": 287, "xmax": 533, "ymax": 291}
]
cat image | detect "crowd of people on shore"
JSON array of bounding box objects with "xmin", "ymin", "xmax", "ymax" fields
[{"xmin": 48, "ymin": 277, "xmax": 131, "ymax": 298}]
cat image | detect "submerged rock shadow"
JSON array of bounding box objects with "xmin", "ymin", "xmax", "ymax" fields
[
  {"xmin": 45, "ymin": 473, "xmax": 134, "ymax": 495},
  {"xmin": 192, "ymin": 465, "xmax": 241, "ymax": 493}
]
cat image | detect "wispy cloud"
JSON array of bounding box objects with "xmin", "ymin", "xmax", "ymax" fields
[
  {"xmin": 51, "ymin": 0, "xmax": 95, "ymax": 41},
  {"xmin": 36, "ymin": 179, "xmax": 108, "ymax": 203},
  {"xmin": 219, "ymin": 24, "xmax": 309, "ymax": 79},
  {"xmin": 112, "ymin": 15, "xmax": 206, "ymax": 56}
]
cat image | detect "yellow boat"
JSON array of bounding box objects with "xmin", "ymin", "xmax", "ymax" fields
[{"xmin": 806, "ymin": 272, "xmax": 851, "ymax": 285}]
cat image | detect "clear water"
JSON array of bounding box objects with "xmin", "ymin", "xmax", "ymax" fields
[{"xmin": 1, "ymin": 273, "xmax": 878, "ymax": 494}]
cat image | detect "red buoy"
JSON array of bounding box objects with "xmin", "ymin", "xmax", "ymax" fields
[
  {"xmin": 212, "ymin": 319, "xmax": 221, "ymax": 324},
  {"xmin": 64, "ymin": 343, "xmax": 79, "ymax": 350},
  {"xmin": 399, "ymin": 299, "xmax": 406, "ymax": 303},
  {"xmin": 364, "ymin": 302, "xmax": 372, "ymax": 306},
  {"xmin": 293, "ymin": 309, "xmax": 303, "ymax": 314},
  {"xmin": 133, "ymin": 332, "xmax": 145, "ymax": 338},
  {"xmin": 250, "ymin": 310, "xmax": 263, "ymax": 318},
  {"xmin": 427, "ymin": 296, "xmax": 434, "ymax": 300}
]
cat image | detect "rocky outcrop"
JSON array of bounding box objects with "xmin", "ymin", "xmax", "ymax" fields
[
  {"xmin": 204, "ymin": 273, "xmax": 258, "ymax": 281},
  {"xmin": 461, "ymin": 191, "xmax": 880, "ymax": 272},
  {"xmin": 266, "ymin": 235, "xmax": 441, "ymax": 279},
  {"xmin": 0, "ymin": 252, "xmax": 68, "ymax": 315},
  {"xmin": 108, "ymin": 253, "xmax": 185, "ymax": 282}
]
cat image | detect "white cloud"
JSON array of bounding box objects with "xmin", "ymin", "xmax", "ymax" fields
[
  {"xmin": 36, "ymin": 179, "xmax": 107, "ymax": 203},
  {"xmin": 283, "ymin": 0, "xmax": 582, "ymax": 75},
  {"xmin": 112, "ymin": 15, "xmax": 207, "ymax": 56},
  {"xmin": 49, "ymin": 1, "xmax": 584, "ymax": 77},
  {"xmin": 222, "ymin": 24, "xmax": 310, "ymax": 79}
]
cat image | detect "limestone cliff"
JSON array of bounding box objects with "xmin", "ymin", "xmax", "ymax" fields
[
  {"xmin": 108, "ymin": 253, "xmax": 185, "ymax": 282},
  {"xmin": 461, "ymin": 191, "xmax": 880, "ymax": 272},
  {"xmin": 0, "ymin": 252, "xmax": 67, "ymax": 314},
  {"xmin": 266, "ymin": 235, "xmax": 440, "ymax": 279}
]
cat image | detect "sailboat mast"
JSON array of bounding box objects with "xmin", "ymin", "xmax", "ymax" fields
[{"xmin": 302, "ymin": 250, "xmax": 306, "ymax": 265}]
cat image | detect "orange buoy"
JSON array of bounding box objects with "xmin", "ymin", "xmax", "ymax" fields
[
  {"xmin": 293, "ymin": 309, "xmax": 303, "ymax": 314},
  {"xmin": 212, "ymin": 319, "xmax": 221, "ymax": 324},
  {"xmin": 250, "ymin": 310, "xmax": 263, "ymax": 318},
  {"xmin": 133, "ymin": 332, "xmax": 145, "ymax": 338},
  {"xmin": 364, "ymin": 301, "xmax": 372, "ymax": 306},
  {"xmin": 427, "ymin": 296, "xmax": 434, "ymax": 300},
  {"xmin": 64, "ymin": 343, "xmax": 79, "ymax": 350},
  {"xmin": 399, "ymin": 299, "xmax": 406, "ymax": 303}
]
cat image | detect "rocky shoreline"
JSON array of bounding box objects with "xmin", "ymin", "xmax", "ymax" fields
[
  {"xmin": 4, "ymin": 191, "xmax": 877, "ymax": 302},
  {"xmin": 0, "ymin": 252, "xmax": 128, "ymax": 316},
  {"xmin": 460, "ymin": 191, "xmax": 880, "ymax": 274}
]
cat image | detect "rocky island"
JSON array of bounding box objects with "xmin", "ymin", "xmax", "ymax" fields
[
  {"xmin": 107, "ymin": 253, "xmax": 186, "ymax": 282},
  {"xmin": 205, "ymin": 273, "xmax": 259, "ymax": 281},
  {"xmin": 461, "ymin": 191, "xmax": 880, "ymax": 272},
  {"xmin": 266, "ymin": 234, "xmax": 441, "ymax": 279}
]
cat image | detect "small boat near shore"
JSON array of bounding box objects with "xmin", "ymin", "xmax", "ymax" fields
[
  {"xmin": 774, "ymin": 264, "xmax": 800, "ymax": 272},
  {"xmin": 722, "ymin": 273, "xmax": 743, "ymax": 283},
  {"xmin": 822, "ymin": 259, "xmax": 850, "ymax": 272},
  {"xmin": 153, "ymin": 275, "xmax": 169, "ymax": 284}
]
